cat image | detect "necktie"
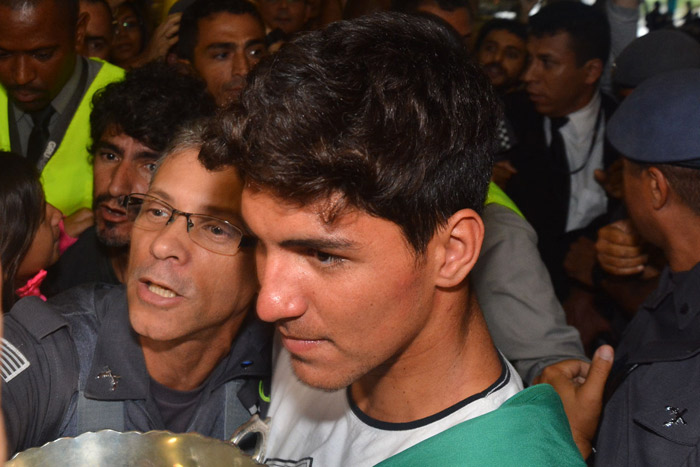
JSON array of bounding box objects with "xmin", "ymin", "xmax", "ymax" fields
[
  {"xmin": 26, "ymin": 105, "xmax": 55, "ymax": 166},
  {"xmin": 549, "ymin": 116, "xmax": 569, "ymax": 169},
  {"xmin": 549, "ymin": 116, "xmax": 570, "ymax": 221}
]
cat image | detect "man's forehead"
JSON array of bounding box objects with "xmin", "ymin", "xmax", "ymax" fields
[
  {"xmin": 198, "ymin": 11, "xmax": 265, "ymax": 37},
  {"xmin": 99, "ymin": 128, "xmax": 159, "ymax": 158},
  {"xmin": 0, "ymin": 2, "xmax": 74, "ymax": 46},
  {"xmin": 529, "ymin": 31, "xmax": 573, "ymax": 53},
  {"xmin": 485, "ymin": 29, "xmax": 526, "ymax": 48},
  {"xmin": 242, "ymin": 185, "xmax": 374, "ymax": 235}
]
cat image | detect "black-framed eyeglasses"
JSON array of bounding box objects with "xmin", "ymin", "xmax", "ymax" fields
[{"xmin": 125, "ymin": 193, "xmax": 255, "ymax": 256}]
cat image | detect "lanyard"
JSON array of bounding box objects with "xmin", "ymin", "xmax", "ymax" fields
[{"xmin": 568, "ymin": 104, "xmax": 604, "ymax": 176}]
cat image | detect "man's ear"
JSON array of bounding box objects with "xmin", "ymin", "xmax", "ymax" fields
[
  {"xmin": 647, "ymin": 166, "xmax": 670, "ymax": 210},
  {"xmin": 75, "ymin": 11, "xmax": 89, "ymax": 51},
  {"xmin": 583, "ymin": 58, "xmax": 603, "ymax": 85},
  {"xmin": 433, "ymin": 209, "xmax": 484, "ymax": 288}
]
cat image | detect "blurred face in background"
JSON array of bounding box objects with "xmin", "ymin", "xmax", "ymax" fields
[
  {"xmin": 111, "ymin": 3, "xmax": 144, "ymax": 66},
  {"xmin": 476, "ymin": 28, "xmax": 527, "ymax": 91},
  {"xmin": 78, "ymin": 0, "xmax": 114, "ymax": 60}
]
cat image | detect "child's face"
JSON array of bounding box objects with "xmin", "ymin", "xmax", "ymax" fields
[{"xmin": 16, "ymin": 203, "xmax": 62, "ymax": 284}]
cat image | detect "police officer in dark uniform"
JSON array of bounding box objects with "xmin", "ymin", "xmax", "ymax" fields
[
  {"xmin": 593, "ymin": 69, "xmax": 700, "ymax": 466},
  {"xmin": 542, "ymin": 69, "xmax": 700, "ymax": 465},
  {"xmin": 0, "ymin": 122, "xmax": 271, "ymax": 458}
]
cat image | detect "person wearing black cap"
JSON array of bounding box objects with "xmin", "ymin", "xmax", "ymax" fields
[{"xmin": 541, "ymin": 69, "xmax": 700, "ymax": 465}]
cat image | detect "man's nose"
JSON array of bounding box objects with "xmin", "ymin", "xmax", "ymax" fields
[
  {"xmin": 108, "ymin": 162, "xmax": 137, "ymax": 198},
  {"xmin": 255, "ymin": 254, "xmax": 308, "ymax": 323},
  {"xmin": 522, "ymin": 60, "xmax": 537, "ymax": 83},
  {"xmin": 12, "ymin": 55, "xmax": 37, "ymax": 86},
  {"xmin": 231, "ymin": 52, "xmax": 250, "ymax": 77}
]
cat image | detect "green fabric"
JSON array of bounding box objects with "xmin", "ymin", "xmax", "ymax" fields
[
  {"xmin": 376, "ymin": 384, "xmax": 585, "ymax": 467},
  {"xmin": 485, "ymin": 182, "xmax": 523, "ymax": 218},
  {"xmin": 0, "ymin": 59, "xmax": 125, "ymax": 216}
]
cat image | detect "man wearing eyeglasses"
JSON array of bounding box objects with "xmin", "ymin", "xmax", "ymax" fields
[
  {"xmin": 0, "ymin": 120, "xmax": 270, "ymax": 458},
  {"xmin": 43, "ymin": 62, "xmax": 215, "ymax": 297}
]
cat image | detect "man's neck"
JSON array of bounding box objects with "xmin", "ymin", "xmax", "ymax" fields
[
  {"xmin": 664, "ymin": 211, "xmax": 700, "ymax": 273},
  {"xmin": 349, "ymin": 290, "xmax": 502, "ymax": 423},
  {"xmin": 109, "ymin": 247, "xmax": 130, "ymax": 283},
  {"xmin": 549, "ymin": 87, "xmax": 597, "ymax": 120},
  {"xmin": 140, "ymin": 313, "xmax": 247, "ymax": 391}
]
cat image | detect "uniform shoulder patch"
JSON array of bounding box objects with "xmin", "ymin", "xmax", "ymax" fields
[{"xmin": 1, "ymin": 338, "xmax": 30, "ymax": 382}]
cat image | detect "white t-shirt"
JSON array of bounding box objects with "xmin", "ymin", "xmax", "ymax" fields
[{"xmin": 264, "ymin": 344, "xmax": 524, "ymax": 467}]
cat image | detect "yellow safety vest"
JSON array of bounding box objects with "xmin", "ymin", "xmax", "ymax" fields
[
  {"xmin": 485, "ymin": 181, "xmax": 523, "ymax": 217},
  {"xmin": 0, "ymin": 59, "xmax": 125, "ymax": 216}
]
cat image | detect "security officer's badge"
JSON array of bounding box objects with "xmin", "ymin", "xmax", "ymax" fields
[
  {"xmin": 635, "ymin": 397, "xmax": 700, "ymax": 446},
  {"xmin": 664, "ymin": 406, "xmax": 687, "ymax": 427},
  {"xmin": 97, "ymin": 367, "xmax": 122, "ymax": 391}
]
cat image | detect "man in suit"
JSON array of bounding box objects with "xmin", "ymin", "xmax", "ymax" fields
[{"xmin": 505, "ymin": 1, "xmax": 620, "ymax": 300}]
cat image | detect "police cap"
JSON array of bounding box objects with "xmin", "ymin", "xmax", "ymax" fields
[{"xmin": 607, "ymin": 69, "xmax": 700, "ymax": 168}]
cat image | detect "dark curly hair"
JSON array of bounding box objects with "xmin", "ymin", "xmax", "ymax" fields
[
  {"xmin": 0, "ymin": 152, "xmax": 45, "ymax": 312},
  {"xmin": 218, "ymin": 12, "xmax": 499, "ymax": 255},
  {"xmin": 89, "ymin": 61, "xmax": 216, "ymax": 156}
]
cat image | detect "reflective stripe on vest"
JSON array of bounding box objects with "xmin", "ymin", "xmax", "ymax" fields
[
  {"xmin": 485, "ymin": 182, "xmax": 523, "ymax": 218},
  {"xmin": 0, "ymin": 59, "xmax": 125, "ymax": 216}
]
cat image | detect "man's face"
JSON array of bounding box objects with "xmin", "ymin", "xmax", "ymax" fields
[
  {"xmin": 417, "ymin": 3, "xmax": 472, "ymax": 47},
  {"xmin": 78, "ymin": 1, "xmax": 113, "ymax": 60},
  {"xmin": 257, "ymin": 0, "xmax": 309, "ymax": 35},
  {"xmin": 243, "ymin": 190, "xmax": 440, "ymax": 391},
  {"xmin": 476, "ymin": 29, "xmax": 528, "ymax": 91},
  {"xmin": 0, "ymin": 2, "xmax": 79, "ymax": 113},
  {"xmin": 127, "ymin": 149, "xmax": 257, "ymax": 344},
  {"xmin": 191, "ymin": 12, "xmax": 266, "ymax": 107},
  {"xmin": 92, "ymin": 126, "xmax": 159, "ymax": 247},
  {"xmin": 523, "ymin": 32, "xmax": 597, "ymax": 118}
]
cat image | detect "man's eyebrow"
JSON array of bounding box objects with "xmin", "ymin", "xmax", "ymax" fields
[
  {"xmin": 280, "ymin": 237, "xmax": 357, "ymax": 251},
  {"xmin": 135, "ymin": 149, "xmax": 159, "ymax": 161},
  {"xmin": 207, "ymin": 43, "xmax": 237, "ymax": 51},
  {"xmin": 245, "ymin": 39, "xmax": 265, "ymax": 48},
  {"xmin": 95, "ymin": 141, "xmax": 123, "ymax": 155}
]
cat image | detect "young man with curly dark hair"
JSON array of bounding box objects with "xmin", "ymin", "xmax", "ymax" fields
[{"xmin": 42, "ymin": 62, "xmax": 215, "ymax": 295}]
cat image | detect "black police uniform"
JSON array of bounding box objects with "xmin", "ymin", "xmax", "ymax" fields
[
  {"xmin": 1, "ymin": 284, "xmax": 271, "ymax": 457},
  {"xmin": 595, "ymin": 263, "xmax": 700, "ymax": 466}
]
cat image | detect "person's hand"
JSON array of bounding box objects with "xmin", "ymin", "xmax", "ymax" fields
[
  {"xmin": 491, "ymin": 160, "xmax": 517, "ymax": 190},
  {"xmin": 596, "ymin": 220, "xmax": 647, "ymax": 276},
  {"xmin": 63, "ymin": 208, "xmax": 94, "ymax": 239},
  {"xmin": 535, "ymin": 345, "xmax": 614, "ymax": 459},
  {"xmin": 564, "ymin": 236, "xmax": 597, "ymax": 286},
  {"xmin": 594, "ymin": 159, "xmax": 624, "ymax": 200},
  {"xmin": 142, "ymin": 13, "xmax": 181, "ymax": 63}
]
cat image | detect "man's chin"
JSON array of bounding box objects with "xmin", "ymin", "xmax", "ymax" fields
[
  {"xmin": 291, "ymin": 359, "xmax": 357, "ymax": 393},
  {"xmin": 95, "ymin": 226, "xmax": 130, "ymax": 248}
]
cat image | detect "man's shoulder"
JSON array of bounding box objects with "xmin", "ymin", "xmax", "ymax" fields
[
  {"xmin": 86, "ymin": 58, "xmax": 125, "ymax": 89},
  {"xmin": 377, "ymin": 385, "xmax": 585, "ymax": 466},
  {"xmin": 43, "ymin": 228, "xmax": 120, "ymax": 296}
]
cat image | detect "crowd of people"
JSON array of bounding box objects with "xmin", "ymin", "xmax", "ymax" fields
[{"xmin": 0, "ymin": 0, "xmax": 699, "ymax": 464}]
